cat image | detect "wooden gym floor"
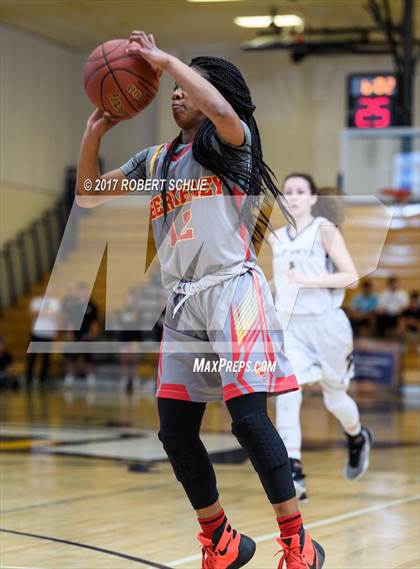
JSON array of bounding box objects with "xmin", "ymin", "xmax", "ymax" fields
[{"xmin": 0, "ymin": 388, "xmax": 419, "ymax": 569}]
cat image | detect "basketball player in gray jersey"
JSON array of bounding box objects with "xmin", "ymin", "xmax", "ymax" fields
[
  {"xmin": 76, "ymin": 31, "xmax": 325, "ymax": 569},
  {"xmin": 122, "ymin": 125, "xmax": 256, "ymax": 291},
  {"xmin": 269, "ymin": 174, "xmax": 372, "ymax": 501}
]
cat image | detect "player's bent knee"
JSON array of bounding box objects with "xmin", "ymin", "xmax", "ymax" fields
[
  {"xmin": 158, "ymin": 430, "xmax": 200, "ymax": 483},
  {"xmin": 323, "ymin": 389, "xmax": 347, "ymax": 412},
  {"xmin": 231, "ymin": 411, "xmax": 289, "ymax": 474},
  {"xmin": 158, "ymin": 429, "xmax": 218, "ymax": 509}
]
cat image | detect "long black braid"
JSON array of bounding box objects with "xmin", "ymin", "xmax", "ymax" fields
[{"xmin": 160, "ymin": 56, "xmax": 293, "ymax": 250}]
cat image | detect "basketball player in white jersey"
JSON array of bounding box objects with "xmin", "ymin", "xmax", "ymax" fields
[{"xmin": 269, "ymin": 174, "xmax": 372, "ymax": 501}]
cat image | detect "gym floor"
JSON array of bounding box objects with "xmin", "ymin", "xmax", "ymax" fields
[{"xmin": 1, "ymin": 387, "xmax": 418, "ymax": 568}]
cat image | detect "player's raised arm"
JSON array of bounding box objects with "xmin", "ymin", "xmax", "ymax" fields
[
  {"xmin": 127, "ymin": 31, "xmax": 245, "ymax": 146},
  {"xmin": 319, "ymin": 223, "xmax": 359, "ymax": 288},
  {"xmin": 75, "ymin": 109, "xmax": 127, "ymax": 208}
]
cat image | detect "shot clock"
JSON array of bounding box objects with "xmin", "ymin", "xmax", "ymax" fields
[{"xmin": 347, "ymin": 72, "xmax": 402, "ymax": 129}]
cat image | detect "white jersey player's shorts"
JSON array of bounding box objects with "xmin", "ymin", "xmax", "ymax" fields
[
  {"xmin": 157, "ymin": 267, "xmax": 298, "ymax": 402},
  {"xmin": 284, "ymin": 308, "xmax": 354, "ymax": 390}
]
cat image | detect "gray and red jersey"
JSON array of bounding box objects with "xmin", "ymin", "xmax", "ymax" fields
[
  {"xmin": 120, "ymin": 121, "xmax": 255, "ymax": 290},
  {"xmin": 120, "ymin": 122, "xmax": 298, "ymax": 402}
]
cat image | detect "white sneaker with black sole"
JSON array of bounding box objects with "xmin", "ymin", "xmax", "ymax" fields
[{"xmin": 344, "ymin": 427, "xmax": 372, "ymax": 480}]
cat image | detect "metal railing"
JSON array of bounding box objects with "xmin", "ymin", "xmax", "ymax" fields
[{"xmin": 0, "ymin": 199, "xmax": 69, "ymax": 313}]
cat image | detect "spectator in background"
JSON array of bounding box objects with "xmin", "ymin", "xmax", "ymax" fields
[
  {"xmin": 61, "ymin": 283, "xmax": 77, "ymax": 322},
  {"xmin": 376, "ymin": 276, "xmax": 409, "ymax": 338},
  {"xmin": 63, "ymin": 282, "xmax": 99, "ymax": 388},
  {"xmin": 0, "ymin": 336, "xmax": 16, "ymax": 390},
  {"xmin": 349, "ymin": 280, "xmax": 378, "ymax": 336},
  {"xmin": 399, "ymin": 291, "xmax": 420, "ymax": 340},
  {"xmin": 26, "ymin": 288, "xmax": 61, "ymax": 387},
  {"xmin": 118, "ymin": 288, "xmax": 141, "ymax": 392}
]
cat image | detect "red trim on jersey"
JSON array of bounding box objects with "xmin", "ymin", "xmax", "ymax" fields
[
  {"xmin": 157, "ymin": 383, "xmax": 191, "ymax": 401},
  {"xmin": 229, "ymin": 306, "xmax": 257, "ymax": 394},
  {"xmin": 223, "ymin": 383, "xmax": 245, "ymax": 401},
  {"xmin": 156, "ymin": 333, "xmax": 165, "ymax": 391},
  {"xmin": 252, "ymin": 273, "xmax": 298, "ymax": 395},
  {"xmin": 223, "ymin": 377, "xmax": 298, "ymax": 400},
  {"xmin": 241, "ymin": 223, "xmax": 251, "ymax": 261},
  {"xmin": 166, "ymin": 141, "xmax": 193, "ymax": 162},
  {"xmin": 231, "ymin": 185, "xmax": 251, "ymax": 261},
  {"xmin": 252, "ymin": 271, "xmax": 277, "ymax": 390},
  {"xmin": 274, "ymin": 374, "xmax": 299, "ymax": 394},
  {"xmin": 230, "ymin": 183, "xmax": 245, "ymax": 199}
]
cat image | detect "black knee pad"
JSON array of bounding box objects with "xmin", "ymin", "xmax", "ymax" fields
[
  {"xmin": 158, "ymin": 430, "xmax": 200, "ymax": 484},
  {"xmin": 231, "ymin": 411, "xmax": 289, "ymax": 474},
  {"xmin": 158, "ymin": 429, "xmax": 218, "ymax": 509}
]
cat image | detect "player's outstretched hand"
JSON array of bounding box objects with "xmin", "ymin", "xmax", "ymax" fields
[
  {"xmin": 86, "ymin": 108, "xmax": 119, "ymax": 139},
  {"xmin": 126, "ymin": 31, "xmax": 166, "ymax": 77}
]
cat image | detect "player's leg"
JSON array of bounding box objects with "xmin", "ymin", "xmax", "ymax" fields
[
  {"xmin": 275, "ymin": 390, "xmax": 303, "ymax": 461},
  {"xmin": 275, "ymin": 329, "xmax": 317, "ymax": 501},
  {"xmin": 207, "ymin": 269, "xmax": 324, "ymax": 566},
  {"xmin": 157, "ymin": 397, "xmax": 256, "ymax": 568},
  {"xmin": 227, "ymin": 392, "xmax": 324, "ymax": 568},
  {"xmin": 275, "ymin": 389, "xmax": 308, "ymax": 501},
  {"xmin": 320, "ymin": 310, "xmax": 372, "ymax": 480},
  {"xmin": 157, "ymin": 308, "xmax": 256, "ymax": 568},
  {"xmin": 322, "ymin": 384, "xmax": 372, "ymax": 480}
]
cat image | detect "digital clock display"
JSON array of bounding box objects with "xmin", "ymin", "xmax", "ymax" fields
[{"xmin": 347, "ymin": 73, "xmax": 401, "ymax": 128}]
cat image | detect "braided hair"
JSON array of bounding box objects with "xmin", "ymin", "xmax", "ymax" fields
[{"xmin": 160, "ymin": 56, "xmax": 293, "ymax": 250}]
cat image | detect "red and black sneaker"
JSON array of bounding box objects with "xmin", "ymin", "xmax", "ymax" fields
[
  {"xmin": 276, "ymin": 527, "xmax": 325, "ymax": 569},
  {"xmin": 198, "ymin": 522, "xmax": 256, "ymax": 569}
]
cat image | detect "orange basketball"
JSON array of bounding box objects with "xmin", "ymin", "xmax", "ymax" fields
[{"xmin": 83, "ymin": 39, "xmax": 160, "ymax": 119}]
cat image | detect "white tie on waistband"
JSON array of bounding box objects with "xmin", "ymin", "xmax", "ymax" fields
[
  {"xmin": 171, "ymin": 261, "xmax": 256, "ymax": 318},
  {"xmin": 172, "ymin": 292, "xmax": 191, "ymax": 317},
  {"xmin": 172, "ymin": 279, "xmax": 212, "ymax": 317}
]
